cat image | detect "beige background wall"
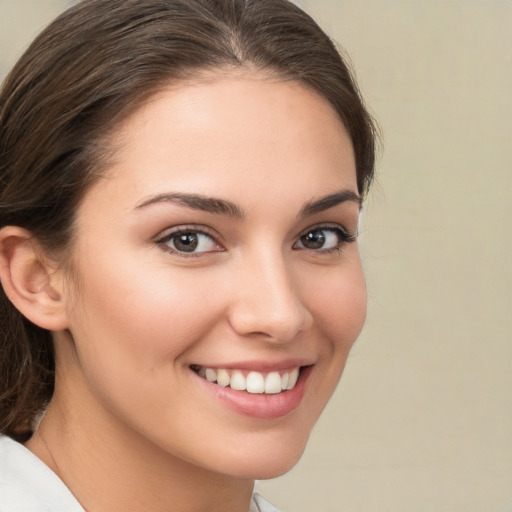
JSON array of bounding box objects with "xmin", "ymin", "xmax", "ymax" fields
[{"xmin": 1, "ymin": 1, "xmax": 511, "ymax": 511}]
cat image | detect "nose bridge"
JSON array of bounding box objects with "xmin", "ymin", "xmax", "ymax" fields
[{"xmin": 228, "ymin": 247, "xmax": 312, "ymax": 342}]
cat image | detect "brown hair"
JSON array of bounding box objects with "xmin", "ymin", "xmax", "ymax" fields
[{"xmin": 0, "ymin": 0, "xmax": 377, "ymax": 441}]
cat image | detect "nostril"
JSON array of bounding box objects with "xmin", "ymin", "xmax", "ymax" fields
[{"xmin": 228, "ymin": 315, "xmax": 310, "ymax": 343}]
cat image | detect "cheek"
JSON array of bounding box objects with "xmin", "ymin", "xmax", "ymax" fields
[
  {"xmin": 289, "ymin": 256, "xmax": 366, "ymax": 443},
  {"xmin": 331, "ymin": 269, "xmax": 366, "ymax": 347},
  {"xmin": 306, "ymin": 257, "xmax": 367, "ymax": 355},
  {"xmin": 62, "ymin": 254, "xmax": 231, "ymax": 450},
  {"xmin": 302, "ymin": 252, "xmax": 366, "ymax": 412},
  {"xmin": 65, "ymin": 251, "xmax": 224, "ymax": 388}
]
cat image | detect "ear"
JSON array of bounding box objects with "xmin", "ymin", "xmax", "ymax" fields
[{"xmin": 0, "ymin": 226, "xmax": 68, "ymax": 331}]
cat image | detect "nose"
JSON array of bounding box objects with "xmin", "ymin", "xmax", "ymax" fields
[{"xmin": 227, "ymin": 251, "xmax": 313, "ymax": 343}]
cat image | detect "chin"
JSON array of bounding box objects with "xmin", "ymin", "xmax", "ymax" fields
[
  {"xmin": 215, "ymin": 432, "xmax": 310, "ymax": 480},
  {"xmin": 249, "ymin": 457, "xmax": 303, "ymax": 480}
]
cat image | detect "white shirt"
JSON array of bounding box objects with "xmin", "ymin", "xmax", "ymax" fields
[{"xmin": 0, "ymin": 436, "xmax": 279, "ymax": 512}]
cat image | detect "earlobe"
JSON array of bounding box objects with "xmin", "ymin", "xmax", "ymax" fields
[{"xmin": 0, "ymin": 226, "xmax": 68, "ymax": 331}]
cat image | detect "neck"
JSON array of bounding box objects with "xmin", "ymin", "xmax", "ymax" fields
[{"xmin": 26, "ymin": 387, "xmax": 254, "ymax": 512}]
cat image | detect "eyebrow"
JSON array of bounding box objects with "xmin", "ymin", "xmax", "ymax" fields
[
  {"xmin": 135, "ymin": 189, "xmax": 360, "ymax": 218},
  {"xmin": 135, "ymin": 192, "xmax": 244, "ymax": 218},
  {"xmin": 298, "ymin": 190, "xmax": 361, "ymax": 217}
]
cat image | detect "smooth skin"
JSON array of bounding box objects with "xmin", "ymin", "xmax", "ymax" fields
[{"xmin": 0, "ymin": 72, "xmax": 366, "ymax": 512}]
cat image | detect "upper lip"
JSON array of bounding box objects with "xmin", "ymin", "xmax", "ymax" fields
[{"xmin": 190, "ymin": 358, "xmax": 315, "ymax": 373}]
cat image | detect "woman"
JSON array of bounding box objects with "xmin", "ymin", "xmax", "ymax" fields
[{"xmin": 0, "ymin": 0, "xmax": 376, "ymax": 510}]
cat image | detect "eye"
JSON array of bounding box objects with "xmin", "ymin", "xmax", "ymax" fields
[
  {"xmin": 294, "ymin": 226, "xmax": 356, "ymax": 252},
  {"xmin": 157, "ymin": 228, "xmax": 222, "ymax": 255}
]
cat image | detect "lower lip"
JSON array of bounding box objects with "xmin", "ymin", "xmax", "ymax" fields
[{"xmin": 193, "ymin": 366, "xmax": 312, "ymax": 420}]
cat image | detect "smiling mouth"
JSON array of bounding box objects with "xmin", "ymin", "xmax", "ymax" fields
[{"xmin": 190, "ymin": 365, "xmax": 302, "ymax": 394}]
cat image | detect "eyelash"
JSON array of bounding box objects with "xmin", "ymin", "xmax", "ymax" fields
[
  {"xmin": 156, "ymin": 226, "xmax": 223, "ymax": 258},
  {"xmin": 155, "ymin": 224, "xmax": 357, "ymax": 258},
  {"xmin": 293, "ymin": 224, "xmax": 357, "ymax": 255}
]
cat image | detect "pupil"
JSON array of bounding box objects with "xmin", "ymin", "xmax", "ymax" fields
[
  {"xmin": 302, "ymin": 230, "xmax": 325, "ymax": 249},
  {"xmin": 174, "ymin": 233, "xmax": 198, "ymax": 252}
]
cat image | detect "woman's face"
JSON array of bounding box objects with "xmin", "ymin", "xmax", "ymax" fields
[{"xmin": 57, "ymin": 74, "xmax": 366, "ymax": 479}]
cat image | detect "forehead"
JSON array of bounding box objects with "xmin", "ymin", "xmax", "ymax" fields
[{"xmin": 83, "ymin": 74, "xmax": 356, "ymax": 213}]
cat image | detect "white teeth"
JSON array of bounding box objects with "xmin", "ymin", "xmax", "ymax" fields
[
  {"xmin": 230, "ymin": 370, "xmax": 246, "ymax": 391},
  {"xmin": 216, "ymin": 369, "xmax": 230, "ymax": 387},
  {"xmin": 287, "ymin": 367, "xmax": 299, "ymax": 390},
  {"xmin": 195, "ymin": 366, "xmax": 302, "ymax": 394},
  {"xmin": 205, "ymin": 368, "xmax": 216, "ymax": 382},
  {"xmin": 246, "ymin": 371, "xmax": 265, "ymax": 394},
  {"xmin": 264, "ymin": 372, "xmax": 282, "ymax": 394},
  {"xmin": 281, "ymin": 372, "xmax": 289, "ymax": 390}
]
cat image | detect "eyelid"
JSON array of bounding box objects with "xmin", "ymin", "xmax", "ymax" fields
[
  {"xmin": 155, "ymin": 225, "xmax": 225, "ymax": 257},
  {"xmin": 299, "ymin": 222, "xmax": 357, "ymax": 239},
  {"xmin": 294, "ymin": 223, "xmax": 358, "ymax": 251},
  {"xmin": 155, "ymin": 225, "xmax": 216, "ymax": 242},
  {"xmin": 153, "ymin": 222, "xmax": 357, "ymax": 258}
]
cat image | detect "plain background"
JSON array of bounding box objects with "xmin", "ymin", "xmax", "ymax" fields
[{"xmin": 1, "ymin": 1, "xmax": 511, "ymax": 511}]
